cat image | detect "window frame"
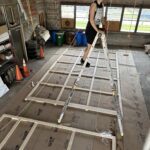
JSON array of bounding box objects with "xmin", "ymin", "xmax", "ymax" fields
[
  {"xmin": 75, "ymin": 5, "xmax": 90, "ymax": 29},
  {"xmin": 107, "ymin": 6, "xmax": 123, "ymax": 22},
  {"xmin": 60, "ymin": 4, "xmax": 75, "ymax": 29},
  {"xmin": 120, "ymin": 7, "xmax": 140, "ymax": 33},
  {"xmin": 60, "ymin": 3, "xmax": 150, "ymax": 34},
  {"xmin": 60, "ymin": 2, "xmax": 90, "ymax": 30},
  {"xmin": 136, "ymin": 8, "xmax": 150, "ymax": 33}
]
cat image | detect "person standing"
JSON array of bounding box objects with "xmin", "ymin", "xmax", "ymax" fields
[{"xmin": 81, "ymin": 0, "xmax": 105, "ymax": 67}]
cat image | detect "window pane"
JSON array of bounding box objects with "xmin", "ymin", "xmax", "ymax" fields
[
  {"xmin": 76, "ymin": 6, "xmax": 90, "ymax": 29},
  {"xmin": 76, "ymin": 18, "xmax": 88, "ymax": 29},
  {"xmin": 123, "ymin": 8, "xmax": 139, "ymax": 21},
  {"xmin": 121, "ymin": 8, "xmax": 139, "ymax": 32},
  {"xmin": 107, "ymin": 7, "xmax": 122, "ymax": 21},
  {"xmin": 137, "ymin": 9, "xmax": 150, "ymax": 33},
  {"xmin": 139, "ymin": 9, "xmax": 150, "ymax": 21},
  {"xmin": 121, "ymin": 20, "xmax": 137, "ymax": 32},
  {"xmin": 61, "ymin": 5, "xmax": 74, "ymax": 18},
  {"xmin": 76, "ymin": 6, "xmax": 89, "ymax": 18}
]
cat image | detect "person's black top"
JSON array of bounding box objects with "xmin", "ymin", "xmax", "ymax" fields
[{"xmin": 85, "ymin": 1, "xmax": 104, "ymax": 44}]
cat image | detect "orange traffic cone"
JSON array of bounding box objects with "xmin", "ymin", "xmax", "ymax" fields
[
  {"xmin": 23, "ymin": 59, "xmax": 30, "ymax": 77},
  {"xmin": 16, "ymin": 65, "xmax": 23, "ymax": 81},
  {"xmin": 39, "ymin": 46, "xmax": 44, "ymax": 58}
]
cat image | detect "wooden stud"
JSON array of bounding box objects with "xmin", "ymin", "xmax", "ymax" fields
[{"xmin": 19, "ymin": 123, "xmax": 37, "ymax": 150}]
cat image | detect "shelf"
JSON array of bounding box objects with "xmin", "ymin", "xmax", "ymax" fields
[
  {"xmin": 0, "ymin": 32, "xmax": 9, "ymax": 44},
  {"xmin": 0, "ymin": 45, "xmax": 5, "ymax": 53},
  {"xmin": 0, "ymin": 30, "xmax": 15, "ymax": 79},
  {"xmin": 0, "ymin": 61, "xmax": 15, "ymax": 77},
  {"xmin": 0, "ymin": 43, "xmax": 11, "ymax": 54},
  {"xmin": 0, "ymin": 58, "xmax": 14, "ymax": 68}
]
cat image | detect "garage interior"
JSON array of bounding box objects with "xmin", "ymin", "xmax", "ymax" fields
[{"xmin": 0, "ymin": 0, "xmax": 150, "ymax": 150}]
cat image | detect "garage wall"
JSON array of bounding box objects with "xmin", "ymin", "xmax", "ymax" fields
[
  {"xmin": 21, "ymin": 0, "xmax": 45, "ymax": 40},
  {"xmin": 45, "ymin": 0, "xmax": 92, "ymax": 30},
  {"xmin": 107, "ymin": 32, "xmax": 150, "ymax": 48},
  {"xmin": 44, "ymin": 0, "xmax": 150, "ymax": 48},
  {"xmin": 0, "ymin": 0, "xmax": 150, "ymax": 46},
  {"xmin": 45, "ymin": 0, "xmax": 150, "ymax": 30},
  {"xmin": 0, "ymin": 0, "xmax": 45, "ymax": 41}
]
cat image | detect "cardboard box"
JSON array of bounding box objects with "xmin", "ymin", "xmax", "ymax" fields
[
  {"xmin": 105, "ymin": 21, "xmax": 120, "ymax": 32},
  {"xmin": 61, "ymin": 18, "xmax": 74, "ymax": 29}
]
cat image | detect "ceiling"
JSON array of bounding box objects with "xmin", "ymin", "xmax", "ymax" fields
[
  {"xmin": 104, "ymin": 0, "xmax": 150, "ymax": 6},
  {"xmin": 60, "ymin": 0, "xmax": 150, "ymax": 7},
  {"xmin": 0, "ymin": 0, "xmax": 150, "ymax": 7}
]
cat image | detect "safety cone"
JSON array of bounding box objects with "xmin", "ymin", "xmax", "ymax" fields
[
  {"xmin": 15, "ymin": 65, "xmax": 23, "ymax": 81},
  {"xmin": 39, "ymin": 46, "xmax": 44, "ymax": 58},
  {"xmin": 23, "ymin": 59, "xmax": 30, "ymax": 77}
]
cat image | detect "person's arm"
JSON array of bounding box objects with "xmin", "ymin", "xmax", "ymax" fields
[
  {"xmin": 89, "ymin": 3, "xmax": 99, "ymax": 32},
  {"xmin": 89, "ymin": 3, "xmax": 104, "ymax": 34}
]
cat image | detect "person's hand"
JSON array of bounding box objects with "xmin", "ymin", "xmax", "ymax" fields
[{"xmin": 97, "ymin": 29, "xmax": 105, "ymax": 35}]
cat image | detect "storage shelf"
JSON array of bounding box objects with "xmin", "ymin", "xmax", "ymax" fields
[
  {"xmin": 0, "ymin": 32, "xmax": 9, "ymax": 44},
  {"xmin": 0, "ymin": 58, "xmax": 14, "ymax": 68},
  {"xmin": 0, "ymin": 45, "xmax": 11, "ymax": 54},
  {"xmin": 0, "ymin": 31, "xmax": 13, "ymax": 69},
  {"xmin": 0, "ymin": 60, "xmax": 15, "ymax": 75}
]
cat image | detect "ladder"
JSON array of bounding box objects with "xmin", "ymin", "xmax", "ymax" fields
[{"xmin": 57, "ymin": 32, "xmax": 124, "ymax": 137}]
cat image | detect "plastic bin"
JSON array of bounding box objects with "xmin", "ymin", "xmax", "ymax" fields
[
  {"xmin": 76, "ymin": 31, "xmax": 87, "ymax": 46},
  {"xmin": 65, "ymin": 31, "xmax": 75, "ymax": 45},
  {"xmin": 76, "ymin": 31, "xmax": 83, "ymax": 46},
  {"xmin": 56, "ymin": 32, "xmax": 64, "ymax": 46},
  {"xmin": 82, "ymin": 32, "xmax": 87, "ymax": 46},
  {"xmin": 51, "ymin": 31, "xmax": 57, "ymax": 44}
]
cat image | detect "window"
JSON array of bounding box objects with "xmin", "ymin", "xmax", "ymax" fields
[
  {"xmin": 61, "ymin": 5, "xmax": 74, "ymax": 19},
  {"xmin": 121, "ymin": 8, "xmax": 139, "ymax": 32},
  {"xmin": 137, "ymin": 9, "xmax": 150, "ymax": 33},
  {"xmin": 107, "ymin": 7, "xmax": 122, "ymax": 21},
  {"xmin": 61, "ymin": 4, "xmax": 150, "ymax": 33},
  {"xmin": 61, "ymin": 4, "xmax": 107, "ymax": 29},
  {"xmin": 76, "ymin": 6, "xmax": 90, "ymax": 29},
  {"xmin": 76, "ymin": 6, "xmax": 106, "ymax": 29}
]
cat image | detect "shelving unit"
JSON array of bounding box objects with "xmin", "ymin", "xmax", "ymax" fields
[
  {"xmin": 0, "ymin": 28, "xmax": 16, "ymax": 86},
  {"xmin": 0, "ymin": 3, "xmax": 28, "ymax": 65},
  {"xmin": 0, "ymin": 2, "xmax": 28, "ymax": 87}
]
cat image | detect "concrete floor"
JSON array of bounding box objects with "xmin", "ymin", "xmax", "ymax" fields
[
  {"xmin": 0, "ymin": 45, "xmax": 63, "ymax": 107},
  {"xmin": 132, "ymin": 51, "xmax": 150, "ymax": 118},
  {"xmin": 0, "ymin": 45, "xmax": 149, "ymax": 150},
  {"xmin": 0, "ymin": 45, "xmax": 119, "ymax": 150},
  {"xmin": 1, "ymin": 46, "xmax": 149, "ymax": 118}
]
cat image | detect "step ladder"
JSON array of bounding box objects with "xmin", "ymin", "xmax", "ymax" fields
[{"xmin": 57, "ymin": 31, "xmax": 124, "ymax": 137}]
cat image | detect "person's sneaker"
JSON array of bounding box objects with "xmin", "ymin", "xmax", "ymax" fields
[
  {"xmin": 80, "ymin": 58, "xmax": 84, "ymax": 64},
  {"xmin": 86, "ymin": 62, "xmax": 90, "ymax": 67},
  {"xmin": 80, "ymin": 58, "xmax": 90, "ymax": 67}
]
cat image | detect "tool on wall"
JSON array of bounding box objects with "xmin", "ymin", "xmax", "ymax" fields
[
  {"xmin": 1, "ymin": 3, "xmax": 28, "ymax": 64},
  {"xmin": 26, "ymin": 0, "xmax": 35, "ymax": 37},
  {"xmin": 17, "ymin": 0, "xmax": 28, "ymax": 22}
]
